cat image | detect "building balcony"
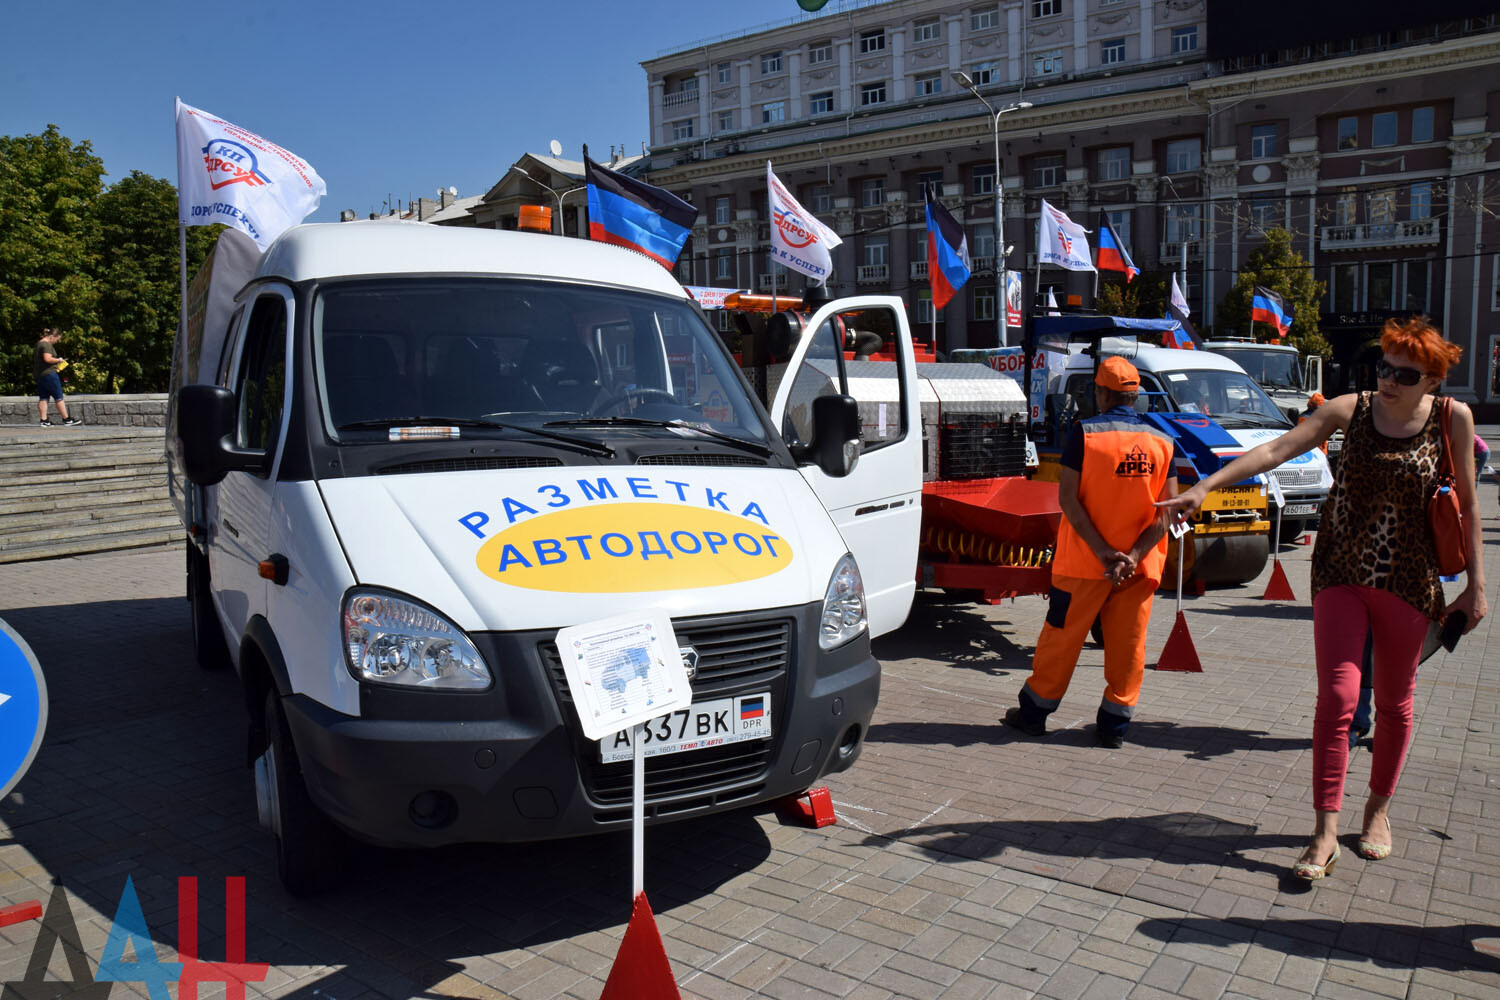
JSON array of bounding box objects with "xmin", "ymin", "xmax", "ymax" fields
[
  {"xmin": 969, "ymin": 255, "xmax": 995, "ymax": 275},
  {"xmin": 856, "ymin": 264, "xmax": 889, "ymax": 284},
  {"xmin": 1159, "ymin": 240, "xmax": 1203, "ymax": 262},
  {"xmin": 909, "ymin": 260, "xmax": 927, "ymax": 280},
  {"xmin": 1320, "ymin": 218, "xmax": 1439, "ymax": 251},
  {"xmin": 662, "ymin": 89, "xmax": 700, "ymax": 109}
]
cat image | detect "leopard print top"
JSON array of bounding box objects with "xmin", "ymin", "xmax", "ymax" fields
[{"xmin": 1310, "ymin": 392, "xmax": 1446, "ymax": 621}]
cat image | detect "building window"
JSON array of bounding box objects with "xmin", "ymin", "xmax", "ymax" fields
[
  {"xmin": 861, "ymin": 82, "xmax": 887, "ymax": 106},
  {"xmin": 1105, "ymin": 210, "xmax": 1131, "ymax": 248},
  {"xmin": 1033, "ymin": 48, "xmax": 1064, "ymax": 76},
  {"xmin": 1405, "ymin": 260, "xmax": 1431, "ymax": 312},
  {"xmin": 1335, "ymin": 190, "xmax": 1357, "ymax": 226},
  {"xmin": 1331, "ymin": 262, "xmax": 1359, "ymax": 312},
  {"xmin": 713, "ymin": 196, "xmax": 731, "ymax": 225},
  {"xmin": 914, "ymin": 72, "xmax": 942, "ymax": 97},
  {"xmin": 1100, "ymin": 38, "xmax": 1126, "ymax": 65},
  {"xmin": 863, "ymin": 235, "xmax": 889, "ymax": 267},
  {"xmin": 1409, "ymin": 181, "xmax": 1433, "ymax": 220},
  {"xmin": 761, "ymin": 101, "xmax": 786, "ymax": 124},
  {"xmin": 916, "ymin": 170, "xmax": 943, "ymax": 200},
  {"xmin": 1171, "ymin": 25, "xmax": 1198, "ymax": 53},
  {"xmin": 971, "ymin": 4, "xmax": 1000, "ymax": 30},
  {"xmin": 808, "ymin": 41, "xmax": 832, "ymax": 64},
  {"xmin": 859, "ymin": 29, "xmax": 886, "ymax": 53},
  {"xmin": 971, "ymin": 62, "xmax": 998, "ymax": 85},
  {"xmin": 1033, "ymin": 0, "xmax": 1061, "ymax": 18},
  {"xmin": 972, "ymin": 163, "xmax": 996, "ymax": 195},
  {"xmin": 714, "ymin": 248, "xmax": 733, "ymax": 281},
  {"xmin": 1097, "ymin": 146, "xmax": 1130, "ymax": 182},
  {"xmin": 1337, "ymin": 116, "xmax": 1358, "ymax": 150},
  {"xmin": 1367, "ymin": 188, "xmax": 1396, "ymax": 225},
  {"xmin": 860, "ymin": 177, "xmax": 885, "ymax": 208},
  {"xmin": 973, "ymin": 223, "xmax": 995, "ymax": 258},
  {"xmin": 1368, "ymin": 262, "xmax": 1396, "ymax": 310},
  {"xmin": 718, "ymin": 110, "xmax": 734, "ymax": 131},
  {"xmin": 1031, "ymin": 153, "xmax": 1064, "ymax": 187},
  {"xmin": 811, "ymin": 185, "xmax": 833, "ymax": 213},
  {"xmin": 1371, "ymin": 111, "xmax": 1397, "ymax": 148},
  {"xmin": 1250, "ymin": 124, "xmax": 1278, "ymax": 160},
  {"xmin": 716, "ymin": 62, "xmax": 732, "ymax": 84},
  {"xmin": 1165, "ymin": 204, "xmax": 1200, "ymax": 243},
  {"xmin": 1165, "ymin": 138, "xmax": 1200, "ymax": 174},
  {"xmin": 809, "ymin": 91, "xmax": 834, "ymax": 115},
  {"xmin": 1248, "ymin": 200, "xmax": 1278, "ymax": 233},
  {"xmin": 914, "ymin": 17, "xmax": 941, "ymax": 43},
  {"xmin": 761, "ymin": 51, "xmax": 782, "ymax": 75},
  {"xmin": 974, "ymin": 286, "xmax": 996, "ymax": 321},
  {"xmin": 672, "ymin": 119, "xmax": 694, "ymax": 141},
  {"xmin": 1412, "ymin": 106, "xmax": 1435, "ymax": 143}
]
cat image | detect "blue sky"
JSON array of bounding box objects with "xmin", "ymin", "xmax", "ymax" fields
[{"xmin": 2, "ymin": 0, "xmax": 833, "ymax": 223}]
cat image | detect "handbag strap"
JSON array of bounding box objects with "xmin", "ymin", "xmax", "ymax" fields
[{"xmin": 1436, "ymin": 396, "xmax": 1455, "ymax": 479}]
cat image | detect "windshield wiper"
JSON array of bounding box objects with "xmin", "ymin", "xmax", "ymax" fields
[
  {"xmin": 336, "ymin": 416, "xmax": 614, "ymax": 456},
  {"xmin": 545, "ymin": 416, "xmax": 773, "ymax": 456}
]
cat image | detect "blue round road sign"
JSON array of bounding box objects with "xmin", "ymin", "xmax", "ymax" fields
[{"xmin": 0, "ymin": 618, "xmax": 48, "ymax": 799}]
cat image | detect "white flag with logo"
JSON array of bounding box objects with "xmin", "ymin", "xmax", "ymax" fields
[
  {"xmin": 1037, "ymin": 199, "xmax": 1095, "ymax": 272},
  {"xmin": 1169, "ymin": 272, "xmax": 1191, "ymax": 320},
  {"xmin": 767, "ymin": 162, "xmax": 842, "ymax": 284},
  {"xmin": 175, "ymin": 98, "xmax": 327, "ymax": 250},
  {"xmin": 1045, "ymin": 287, "xmax": 1061, "ymax": 316}
]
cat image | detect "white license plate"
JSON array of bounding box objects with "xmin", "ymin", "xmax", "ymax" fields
[
  {"xmin": 1283, "ymin": 502, "xmax": 1319, "ymax": 516},
  {"xmin": 599, "ymin": 693, "xmax": 772, "ymax": 763}
]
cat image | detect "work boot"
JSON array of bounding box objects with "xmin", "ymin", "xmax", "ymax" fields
[{"xmin": 1003, "ymin": 706, "xmax": 1046, "ymax": 738}]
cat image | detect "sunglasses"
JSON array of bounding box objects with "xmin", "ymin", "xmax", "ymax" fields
[{"xmin": 1375, "ymin": 360, "xmax": 1430, "ymax": 386}]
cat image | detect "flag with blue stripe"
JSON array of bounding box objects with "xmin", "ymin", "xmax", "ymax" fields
[
  {"xmin": 924, "ymin": 187, "xmax": 971, "ymax": 310},
  {"xmin": 585, "ymin": 155, "xmax": 697, "ymax": 270},
  {"xmin": 1251, "ymin": 285, "xmax": 1294, "ymax": 336}
]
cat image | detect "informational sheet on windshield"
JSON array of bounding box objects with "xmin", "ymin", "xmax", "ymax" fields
[{"xmin": 556, "ymin": 610, "xmax": 690, "ymax": 741}]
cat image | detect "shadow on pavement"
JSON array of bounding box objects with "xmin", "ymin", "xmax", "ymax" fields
[
  {"xmin": 873, "ymin": 595, "xmax": 1033, "ymax": 675},
  {"xmin": 0, "ymin": 597, "xmax": 772, "ymax": 999},
  {"xmin": 1183, "ymin": 602, "xmax": 1314, "ymax": 621},
  {"xmin": 1134, "ymin": 915, "xmax": 1500, "ymax": 974},
  {"xmin": 860, "ymin": 810, "xmax": 1298, "ymax": 878},
  {"xmin": 866, "ymin": 719, "xmax": 1310, "ymax": 761}
]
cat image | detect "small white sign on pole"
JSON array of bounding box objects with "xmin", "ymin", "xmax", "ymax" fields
[
  {"xmin": 1265, "ymin": 472, "xmax": 1286, "ymax": 509},
  {"xmin": 555, "ymin": 610, "xmax": 691, "ymax": 897}
]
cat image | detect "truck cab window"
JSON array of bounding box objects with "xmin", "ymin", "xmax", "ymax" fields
[{"xmin": 235, "ymin": 295, "xmax": 288, "ymax": 455}]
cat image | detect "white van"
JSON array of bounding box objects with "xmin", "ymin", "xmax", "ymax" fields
[
  {"xmin": 1057, "ymin": 345, "xmax": 1333, "ymax": 541},
  {"xmin": 167, "ymin": 224, "xmax": 922, "ymax": 893}
]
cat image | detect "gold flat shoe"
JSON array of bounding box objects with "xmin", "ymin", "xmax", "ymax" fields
[
  {"xmin": 1357, "ymin": 814, "xmax": 1392, "ymax": 860},
  {"xmin": 1292, "ymin": 843, "xmax": 1340, "ymax": 881}
]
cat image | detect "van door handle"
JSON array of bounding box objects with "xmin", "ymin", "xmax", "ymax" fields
[{"xmin": 223, "ymin": 518, "xmax": 240, "ymax": 539}]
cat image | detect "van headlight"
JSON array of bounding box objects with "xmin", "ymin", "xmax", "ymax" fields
[
  {"xmin": 342, "ymin": 590, "xmax": 491, "ymax": 690},
  {"xmin": 820, "ymin": 553, "xmax": 867, "ymax": 650}
]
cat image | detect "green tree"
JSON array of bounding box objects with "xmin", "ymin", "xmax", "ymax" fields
[
  {"xmin": 1095, "ymin": 269, "xmax": 1171, "ymax": 319},
  {"xmin": 1215, "ymin": 228, "xmax": 1330, "ymax": 359},
  {"xmin": 0, "ymin": 125, "xmax": 105, "ymax": 392}
]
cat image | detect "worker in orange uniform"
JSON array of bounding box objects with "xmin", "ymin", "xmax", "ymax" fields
[{"xmin": 1004, "ymin": 356, "xmax": 1181, "ymax": 748}]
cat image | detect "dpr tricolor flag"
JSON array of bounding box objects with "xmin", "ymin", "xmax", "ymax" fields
[
  {"xmin": 924, "ymin": 188, "xmax": 971, "ymax": 310},
  {"xmin": 175, "ymin": 99, "xmax": 326, "ymax": 250},
  {"xmin": 1037, "ymin": 200, "xmax": 1095, "ymax": 272},
  {"xmin": 1251, "ymin": 285, "xmax": 1294, "ymax": 337},
  {"xmin": 585, "ymin": 155, "xmax": 697, "ymax": 270},
  {"xmin": 1096, "ymin": 212, "xmax": 1138, "ymax": 282},
  {"xmin": 768, "ymin": 162, "xmax": 842, "ymax": 284}
]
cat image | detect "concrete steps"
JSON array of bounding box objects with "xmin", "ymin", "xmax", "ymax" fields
[{"xmin": 0, "ymin": 425, "xmax": 180, "ymax": 563}]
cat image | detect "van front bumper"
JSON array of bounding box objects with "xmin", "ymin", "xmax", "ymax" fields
[{"xmin": 282, "ymin": 602, "xmax": 879, "ymax": 847}]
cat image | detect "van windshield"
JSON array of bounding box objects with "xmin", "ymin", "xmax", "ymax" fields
[
  {"xmin": 313, "ymin": 278, "xmax": 768, "ymax": 446},
  {"xmin": 1160, "ymin": 368, "xmax": 1292, "ymax": 428},
  {"xmin": 1214, "ymin": 348, "xmax": 1301, "ymax": 391}
]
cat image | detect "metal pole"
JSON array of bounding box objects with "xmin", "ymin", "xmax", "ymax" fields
[
  {"xmin": 632, "ymin": 724, "xmax": 644, "ymax": 897},
  {"xmin": 994, "ymin": 111, "xmax": 1006, "ymax": 349}
]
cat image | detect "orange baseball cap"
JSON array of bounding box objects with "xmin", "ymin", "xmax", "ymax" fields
[{"xmin": 1095, "ymin": 356, "xmax": 1140, "ymax": 392}]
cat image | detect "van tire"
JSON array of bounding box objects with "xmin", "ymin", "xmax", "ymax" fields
[
  {"xmin": 262, "ymin": 691, "xmax": 346, "ymax": 895},
  {"xmin": 1277, "ymin": 518, "xmax": 1306, "ymax": 545},
  {"xmin": 187, "ymin": 544, "xmax": 230, "ymax": 670}
]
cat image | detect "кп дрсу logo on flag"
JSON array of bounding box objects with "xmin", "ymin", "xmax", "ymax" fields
[
  {"xmin": 767, "ymin": 162, "xmax": 842, "ymax": 284},
  {"xmin": 175, "ymin": 98, "xmax": 326, "ymax": 250}
]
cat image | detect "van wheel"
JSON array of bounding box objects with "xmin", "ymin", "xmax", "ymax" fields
[
  {"xmin": 187, "ymin": 545, "xmax": 230, "ymax": 670},
  {"xmin": 1276, "ymin": 518, "xmax": 1306, "ymax": 545},
  {"xmin": 259, "ymin": 691, "xmax": 346, "ymax": 896}
]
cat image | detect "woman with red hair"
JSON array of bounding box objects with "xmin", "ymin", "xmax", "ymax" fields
[{"xmin": 1157, "ymin": 317, "xmax": 1487, "ymax": 880}]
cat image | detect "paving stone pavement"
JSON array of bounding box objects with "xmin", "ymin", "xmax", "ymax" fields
[{"xmin": 1, "ymin": 450, "xmax": 1498, "ymax": 999}]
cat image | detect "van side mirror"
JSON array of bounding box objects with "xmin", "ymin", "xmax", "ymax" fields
[
  {"xmin": 806, "ymin": 393, "xmax": 862, "ymax": 477},
  {"xmin": 176, "ymin": 384, "xmax": 266, "ymax": 485},
  {"xmin": 1306, "ymin": 355, "xmax": 1323, "ymax": 395}
]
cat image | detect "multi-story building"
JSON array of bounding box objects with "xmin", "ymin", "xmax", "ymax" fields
[{"xmin": 640, "ymin": 0, "xmax": 1500, "ymax": 408}]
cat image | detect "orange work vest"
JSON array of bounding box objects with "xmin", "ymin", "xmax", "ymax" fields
[{"xmin": 1054, "ymin": 414, "xmax": 1177, "ymax": 582}]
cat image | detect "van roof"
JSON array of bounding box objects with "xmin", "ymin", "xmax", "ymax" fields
[
  {"xmin": 1204, "ymin": 339, "xmax": 1299, "ymax": 353},
  {"xmin": 254, "ymin": 223, "xmax": 690, "ymax": 298},
  {"xmin": 1066, "ymin": 344, "xmax": 1245, "ymax": 375}
]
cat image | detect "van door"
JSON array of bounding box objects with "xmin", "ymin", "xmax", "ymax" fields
[
  {"xmin": 769, "ymin": 296, "xmax": 921, "ymax": 637},
  {"xmin": 207, "ymin": 288, "xmax": 294, "ymax": 648}
]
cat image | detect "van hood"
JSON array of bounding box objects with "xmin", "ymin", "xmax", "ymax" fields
[
  {"xmin": 317, "ymin": 466, "xmax": 845, "ymax": 632},
  {"xmin": 1213, "ymin": 427, "xmax": 1333, "ymax": 491}
]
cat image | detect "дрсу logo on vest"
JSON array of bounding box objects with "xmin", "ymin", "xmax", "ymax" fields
[
  {"xmin": 1115, "ymin": 444, "xmax": 1155, "ymax": 476},
  {"xmin": 201, "ymin": 139, "xmax": 271, "ymax": 190}
]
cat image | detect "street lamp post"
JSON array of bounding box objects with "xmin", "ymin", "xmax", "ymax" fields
[
  {"xmin": 509, "ymin": 165, "xmax": 585, "ymax": 236},
  {"xmin": 951, "ymin": 72, "xmax": 1031, "ymax": 347}
]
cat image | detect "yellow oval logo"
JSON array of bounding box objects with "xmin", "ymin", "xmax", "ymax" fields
[{"xmin": 476, "ymin": 503, "xmax": 794, "ymax": 592}]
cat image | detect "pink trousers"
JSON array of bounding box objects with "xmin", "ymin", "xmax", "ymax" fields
[{"xmin": 1311, "ymin": 585, "xmax": 1430, "ymax": 812}]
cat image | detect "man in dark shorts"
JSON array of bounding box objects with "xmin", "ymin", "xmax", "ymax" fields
[{"xmin": 34, "ymin": 328, "xmax": 79, "ymax": 426}]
